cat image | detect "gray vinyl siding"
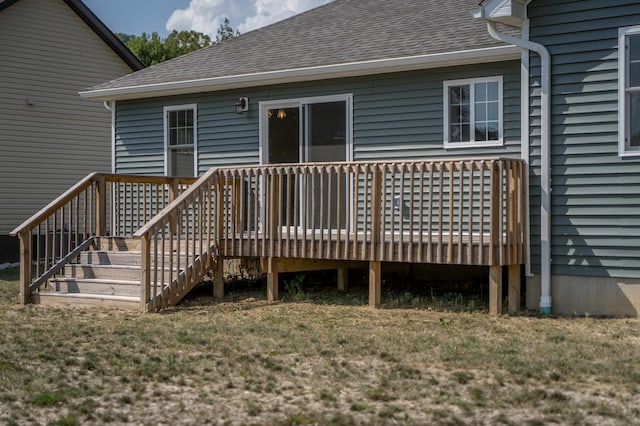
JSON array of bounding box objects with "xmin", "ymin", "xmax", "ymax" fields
[
  {"xmin": 0, "ymin": 0, "xmax": 134, "ymax": 235},
  {"xmin": 115, "ymin": 61, "xmax": 522, "ymax": 176},
  {"xmin": 528, "ymin": 0, "xmax": 640, "ymax": 278}
]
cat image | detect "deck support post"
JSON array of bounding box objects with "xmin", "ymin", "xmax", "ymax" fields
[
  {"xmin": 337, "ymin": 268, "xmax": 348, "ymax": 291},
  {"xmin": 95, "ymin": 174, "xmax": 107, "ymax": 236},
  {"xmin": 489, "ymin": 265, "xmax": 502, "ymax": 316},
  {"xmin": 369, "ymin": 261, "xmax": 381, "ymax": 308},
  {"xmin": 18, "ymin": 230, "xmax": 32, "ymax": 306},
  {"xmin": 213, "ymin": 256, "xmax": 224, "ymax": 299},
  {"xmin": 508, "ymin": 264, "xmax": 521, "ymax": 314},
  {"xmin": 266, "ymin": 257, "xmax": 278, "ymax": 303}
]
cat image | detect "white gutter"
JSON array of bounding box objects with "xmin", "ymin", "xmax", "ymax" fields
[
  {"xmin": 79, "ymin": 45, "xmax": 520, "ymax": 101},
  {"xmin": 485, "ymin": 20, "xmax": 552, "ymax": 314}
]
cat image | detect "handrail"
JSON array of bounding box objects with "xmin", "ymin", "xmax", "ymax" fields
[
  {"xmin": 11, "ymin": 172, "xmax": 198, "ymax": 306},
  {"xmin": 10, "ymin": 173, "xmax": 98, "ymax": 237},
  {"xmin": 135, "ymin": 168, "xmax": 220, "ymax": 311}
]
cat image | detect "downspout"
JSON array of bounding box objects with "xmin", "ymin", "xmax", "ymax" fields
[{"xmin": 485, "ymin": 20, "xmax": 552, "ymax": 314}]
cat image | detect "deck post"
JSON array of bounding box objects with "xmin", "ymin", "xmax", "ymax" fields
[
  {"xmin": 95, "ymin": 174, "xmax": 107, "ymax": 236},
  {"xmin": 213, "ymin": 256, "xmax": 224, "ymax": 299},
  {"xmin": 168, "ymin": 177, "xmax": 180, "ymax": 202},
  {"xmin": 337, "ymin": 267, "xmax": 348, "ymax": 291},
  {"xmin": 508, "ymin": 264, "xmax": 521, "ymax": 314},
  {"xmin": 18, "ymin": 230, "xmax": 32, "ymax": 306},
  {"xmin": 369, "ymin": 261, "xmax": 381, "ymax": 308},
  {"xmin": 265, "ymin": 257, "xmax": 278, "ymax": 303},
  {"xmin": 489, "ymin": 265, "xmax": 502, "ymax": 316}
]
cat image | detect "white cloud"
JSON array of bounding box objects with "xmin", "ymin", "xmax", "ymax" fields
[{"xmin": 166, "ymin": 0, "xmax": 331, "ymax": 38}]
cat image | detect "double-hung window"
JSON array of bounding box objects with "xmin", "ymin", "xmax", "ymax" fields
[
  {"xmin": 444, "ymin": 76, "xmax": 503, "ymax": 148},
  {"xmin": 164, "ymin": 104, "xmax": 197, "ymax": 176},
  {"xmin": 619, "ymin": 26, "xmax": 640, "ymax": 157}
]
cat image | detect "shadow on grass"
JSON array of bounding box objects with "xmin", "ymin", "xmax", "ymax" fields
[{"xmin": 180, "ymin": 269, "xmax": 490, "ymax": 314}]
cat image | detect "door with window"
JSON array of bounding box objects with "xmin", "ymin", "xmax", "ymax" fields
[{"xmin": 262, "ymin": 95, "xmax": 352, "ymax": 230}]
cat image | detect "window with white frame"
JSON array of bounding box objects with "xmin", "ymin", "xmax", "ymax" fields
[
  {"xmin": 164, "ymin": 105, "xmax": 197, "ymax": 176},
  {"xmin": 619, "ymin": 26, "xmax": 640, "ymax": 156},
  {"xmin": 444, "ymin": 77, "xmax": 503, "ymax": 147}
]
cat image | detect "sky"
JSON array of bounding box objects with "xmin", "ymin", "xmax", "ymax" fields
[{"xmin": 83, "ymin": 0, "xmax": 333, "ymax": 39}]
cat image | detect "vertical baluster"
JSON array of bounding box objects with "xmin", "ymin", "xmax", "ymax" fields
[
  {"xmin": 448, "ymin": 163, "xmax": 454, "ymax": 264},
  {"xmin": 380, "ymin": 165, "xmax": 387, "ymax": 261},
  {"xmin": 458, "ymin": 161, "xmax": 464, "ymax": 264},
  {"xmin": 326, "ymin": 167, "xmax": 332, "ymax": 259},
  {"xmin": 335, "ymin": 166, "xmax": 342, "ymax": 260},
  {"xmin": 467, "ymin": 161, "xmax": 475, "ymax": 264},
  {"xmin": 437, "ymin": 162, "xmax": 444, "ymax": 264},
  {"xmin": 343, "ymin": 165, "xmax": 350, "ymax": 260},
  {"xmin": 36, "ymin": 224, "xmax": 41, "ymax": 277},
  {"xmin": 426, "ymin": 163, "xmax": 433, "ymax": 263},
  {"xmin": 417, "ymin": 163, "xmax": 424, "ymax": 263},
  {"xmin": 302, "ymin": 167, "xmax": 308, "ymax": 257},
  {"xmin": 479, "ymin": 161, "xmax": 486, "ymax": 265}
]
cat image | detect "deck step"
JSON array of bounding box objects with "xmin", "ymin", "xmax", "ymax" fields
[
  {"xmin": 64, "ymin": 264, "xmax": 140, "ymax": 280},
  {"xmin": 33, "ymin": 292, "xmax": 140, "ymax": 309},
  {"xmin": 79, "ymin": 251, "xmax": 142, "ymax": 266},
  {"xmin": 49, "ymin": 278, "xmax": 140, "ymax": 297},
  {"xmin": 94, "ymin": 237, "xmax": 142, "ymax": 251}
]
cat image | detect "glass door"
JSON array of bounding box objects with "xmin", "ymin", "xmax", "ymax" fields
[{"xmin": 262, "ymin": 95, "xmax": 351, "ymax": 231}]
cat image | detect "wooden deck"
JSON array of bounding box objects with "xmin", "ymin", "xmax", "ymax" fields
[{"xmin": 12, "ymin": 157, "xmax": 526, "ymax": 315}]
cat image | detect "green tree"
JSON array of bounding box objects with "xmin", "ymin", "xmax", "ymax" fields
[
  {"xmin": 118, "ymin": 24, "xmax": 239, "ymax": 67},
  {"xmin": 122, "ymin": 32, "xmax": 167, "ymax": 66},
  {"xmin": 216, "ymin": 17, "xmax": 240, "ymax": 42}
]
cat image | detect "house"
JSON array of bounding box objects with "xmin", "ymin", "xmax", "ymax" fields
[
  {"xmin": 13, "ymin": 0, "xmax": 640, "ymax": 316},
  {"xmin": 0, "ymin": 0, "xmax": 143, "ymax": 262}
]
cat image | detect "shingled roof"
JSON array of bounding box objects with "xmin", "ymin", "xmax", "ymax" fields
[{"xmin": 82, "ymin": 0, "xmax": 520, "ymax": 100}]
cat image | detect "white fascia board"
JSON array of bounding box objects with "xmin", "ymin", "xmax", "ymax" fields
[{"xmin": 80, "ymin": 45, "xmax": 521, "ymax": 101}]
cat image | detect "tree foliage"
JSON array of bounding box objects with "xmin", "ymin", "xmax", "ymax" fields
[
  {"xmin": 216, "ymin": 17, "xmax": 240, "ymax": 43},
  {"xmin": 118, "ymin": 21, "xmax": 239, "ymax": 67}
]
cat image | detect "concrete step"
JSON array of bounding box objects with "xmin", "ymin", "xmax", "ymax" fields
[
  {"xmin": 33, "ymin": 292, "xmax": 140, "ymax": 309},
  {"xmin": 49, "ymin": 277, "xmax": 140, "ymax": 297},
  {"xmin": 64, "ymin": 264, "xmax": 140, "ymax": 280}
]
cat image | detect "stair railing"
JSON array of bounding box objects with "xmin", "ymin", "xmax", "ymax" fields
[
  {"xmin": 10, "ymin": 173, "xmax": 196, "ymax": 305},
  {"xmin": 134, "ymin": 168, "xmax": 220, "ymax": 311}
]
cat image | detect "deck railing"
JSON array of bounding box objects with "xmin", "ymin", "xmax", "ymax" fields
[
  {"xmin": 10, "ymin": 174, "xmax": 196, "ymax": 305},
  {"xmin": 134, "ymin": 169, "xmax": 219, "ymax": 311},
  {"xmin": 215, "ymin": 158, "xmax": 526, "ymax": 266},
  {"xmin": 11, "ymin": 158, "xmax": 525, "ymax": 311}
]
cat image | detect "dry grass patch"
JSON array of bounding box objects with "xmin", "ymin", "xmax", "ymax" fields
[{"xmin": 1, "ymin": 270, "xmax": 640, "ymax": 425}]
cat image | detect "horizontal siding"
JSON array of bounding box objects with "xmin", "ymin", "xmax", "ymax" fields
[
  {"xmin": 528, "ymin": 0, "xmax": 640, "ymax": 279},
  {"xmin": 116, "ymin": 61, "xmax": 521, "ymax": 175},
  {"xmin": 0, "ymin": 0, "xmax": 135, "ymax": 235}
]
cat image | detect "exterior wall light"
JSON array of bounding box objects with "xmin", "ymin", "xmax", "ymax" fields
[{"xmin": 235, "ymin": 97, "xmax": 249, "ymax": 114}]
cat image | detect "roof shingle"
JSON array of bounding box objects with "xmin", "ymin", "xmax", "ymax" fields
[{"xmin": 88, "ymin": 0, "xmax": 517, "ymax": 94}]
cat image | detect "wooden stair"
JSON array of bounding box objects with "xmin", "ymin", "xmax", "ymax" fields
[{"xmin": 34, "ymin": 237, "xmax": 143, "ymax": 309}]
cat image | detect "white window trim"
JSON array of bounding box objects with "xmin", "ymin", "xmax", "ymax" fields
[
  {"xmin": 258, "ymin": 93, "xmax": 354, "ymax": 165},
  {"xmin": 443, "ymin": 76, "xmax": 504, "ymax": 149},
  {"xmin": 163, "ymin": 104, "xmax": 198, "ymax": 176},
  {"xmin": 618, "ymin": 26, "xmax": 640, "ymax": 157}
]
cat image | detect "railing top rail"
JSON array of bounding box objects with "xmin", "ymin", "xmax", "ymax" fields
[
  {"xmin": 102, "ymin": 174, "xmax": 197, "ymax": 185},
  {"xmin": 10, "ymin": 172, "xmax": 99, "ymax": 236},
  {"xmin": 212, "ymin": 157, "xmax": 524, "ymax": 173},
  {"xmin": 133, "ymin": 168, "xmax": 219, "ymax": 238}
]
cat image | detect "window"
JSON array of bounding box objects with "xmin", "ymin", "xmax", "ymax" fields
[
  {"xmin": 164, "ymin": 105, "xmax": 197, "ymax": 176},
  {"xmin": 444, "ymin": 77, "xmax": 503, "ymax": 148},
  {"xmin": 619, "ymin": 26, "xmax": 640, "ymax": 157}
]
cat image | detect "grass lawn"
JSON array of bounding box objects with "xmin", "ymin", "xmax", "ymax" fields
[{"xmin": 1, "ymin": 268, "xmax": 639, "ymax": 425}]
